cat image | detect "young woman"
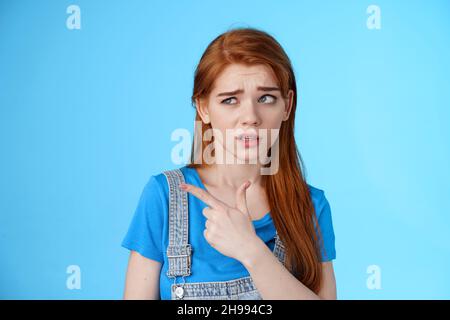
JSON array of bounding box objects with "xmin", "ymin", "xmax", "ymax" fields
[{"xmin": 122, "ymin": 27, "xmax": 337, "ymax": 300}]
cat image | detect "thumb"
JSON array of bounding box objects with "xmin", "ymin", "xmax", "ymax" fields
[{"xmin": 235, "ymin": 181, "xmax": 251, "ymax": 214}]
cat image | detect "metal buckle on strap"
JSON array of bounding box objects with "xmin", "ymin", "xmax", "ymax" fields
[
  {"xmin": 166, "ymin": 244, "xmax": 193, "ymax": 277},
  {"xmin": 167, "ymin": 244, "xmax": 192, "ymax": 258}
]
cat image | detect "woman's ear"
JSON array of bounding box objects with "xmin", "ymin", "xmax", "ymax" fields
[
  {"xmin": 283, "ymin": 89, "xmax": 294, "ymax": 121},
  {"xmin": 196, "ymin": 98, "xmax": 210, "ymax": 124}
]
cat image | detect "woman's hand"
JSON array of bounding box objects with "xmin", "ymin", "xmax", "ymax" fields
[{"xmin": 179, "ymin": 181, "xmax": 263, "ymax": 264}]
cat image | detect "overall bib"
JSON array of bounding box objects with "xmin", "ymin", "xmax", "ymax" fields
[{"xmin": 163, "ymin": 169, "xmax": 288, "ymax": 300}]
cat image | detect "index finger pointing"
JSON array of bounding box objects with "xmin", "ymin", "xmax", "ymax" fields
[{"xmin": 180, "ymin": 183, "xmax": 226, "ymax": 210}]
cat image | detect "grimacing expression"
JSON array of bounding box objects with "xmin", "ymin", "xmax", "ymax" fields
[{"xmin": 196, "ymin": 63, "xmax": 294, "ymax": 163}]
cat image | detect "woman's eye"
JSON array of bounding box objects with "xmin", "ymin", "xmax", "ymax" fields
[
  {"xmin": 221, "ymin": 95, "xmax": 277, "ymax": 105},
  {"xmin": 259, "ymin": 94, "xmax": 277, "ymax": 104},
  {"xmin": 221, "ymin": 97, "xmax": 237, "ymax": 105}
]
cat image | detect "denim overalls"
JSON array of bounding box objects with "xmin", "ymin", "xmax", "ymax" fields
[{"xmin": 163, "ymin": 169, "xmax": 287, "ymax": 300}]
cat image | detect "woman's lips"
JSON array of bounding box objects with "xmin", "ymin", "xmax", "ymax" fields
[{"xmin": 236, "ymin": 134, "xmax": 260, "ymax": 148}]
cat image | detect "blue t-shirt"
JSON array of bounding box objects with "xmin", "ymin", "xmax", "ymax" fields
[{"xmin": 122, "ymin": 166, "xmax": 336, "ymax": 300}]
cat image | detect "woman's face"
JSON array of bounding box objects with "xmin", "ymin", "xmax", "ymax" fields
[{"xmin": 197, "ymin": 63, "xmax": 294, "ymax": 164}]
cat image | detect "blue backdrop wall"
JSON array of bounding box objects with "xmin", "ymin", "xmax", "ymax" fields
[{"xmin": 0, "ymin": 0, "xmax": 449, "ymax": 299}]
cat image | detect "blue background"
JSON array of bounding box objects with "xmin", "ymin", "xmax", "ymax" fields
[{"xmin": 0, "ymin": 0, "xmax": 449, "ymax": 299}]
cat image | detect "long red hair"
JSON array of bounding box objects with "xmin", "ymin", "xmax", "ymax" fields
[{"xmin": 188, "ymin": 27, "xmax": 325, "ymax": 293}]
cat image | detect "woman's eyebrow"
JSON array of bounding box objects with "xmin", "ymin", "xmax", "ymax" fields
[{"xmin": 216, "ymin": 86, "xmax": 280, "ymax": 97}]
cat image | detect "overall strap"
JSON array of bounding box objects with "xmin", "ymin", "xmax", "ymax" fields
[
  {"xmin": 163, "ymin": 169, "xmax": 192, "ymax": 278},
  {"xmin": 273, "ymin": 230, "xmax": 286, "ymax": 264}
]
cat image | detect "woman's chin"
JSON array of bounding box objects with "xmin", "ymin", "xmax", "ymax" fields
[{"xmin": 232, "ymin": 155, "xmax": 262, "ymax": 165}]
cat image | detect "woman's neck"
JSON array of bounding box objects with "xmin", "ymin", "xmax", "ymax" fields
[{"xmin": 198, "ymin": 163, "xmax": 265, "ymax": 189}]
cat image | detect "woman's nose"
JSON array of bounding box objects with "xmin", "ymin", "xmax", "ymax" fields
[{"xmin": 240, "ymin": 102, "xmax": 261, "ymax": 126}]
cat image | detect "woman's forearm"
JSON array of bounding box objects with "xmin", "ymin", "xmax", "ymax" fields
[{"xmin": 241, "ymin": 238, "xmax": 321, "ymax": 300}]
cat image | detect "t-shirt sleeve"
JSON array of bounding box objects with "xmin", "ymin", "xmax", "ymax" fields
[
  {"xmin": 316, "ymin": 190, "xmax": 336, "ymax": 262},
  {"xmin": 121, "ymin": 176, "xmax": 165, "ymax": 263}
]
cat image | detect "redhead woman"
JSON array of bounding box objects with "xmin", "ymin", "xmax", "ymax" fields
[{"xmin": 122, "ymin": 27, "xmax": 337, "ymax": 300}]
